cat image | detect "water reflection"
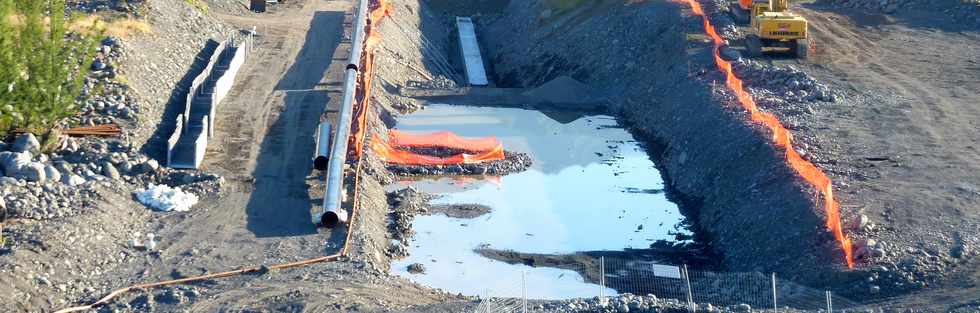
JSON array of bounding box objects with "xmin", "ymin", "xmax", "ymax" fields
[{"xmin": 390, "ymin": 104, "xmax": 685, "ymax": 299}]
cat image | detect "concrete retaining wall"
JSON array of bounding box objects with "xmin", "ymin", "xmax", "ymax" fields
[{"xmin": 167, "ymin": 33, "xmax": 252, "ymax": 169}]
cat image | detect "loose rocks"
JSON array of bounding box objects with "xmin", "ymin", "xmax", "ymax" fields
[
  {"xmin": 407, "ymin": 263, "xmax": 426, "ymax": 274},
  {"xmin": 387, "ymin": 151, "xmax": 533, "ymax": 176},
  {"xmin": 12, "ymin": 134, "xmax": 41, "ymax": 154}
]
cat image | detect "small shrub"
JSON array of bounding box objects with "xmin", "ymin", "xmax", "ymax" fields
[{"xmin": 70, "ymin": 14, "xmax": 152, "ymax": 38}]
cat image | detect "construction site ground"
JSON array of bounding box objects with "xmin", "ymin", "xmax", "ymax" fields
[
  {"xmin": 793, "ymin": 4, "xmax": 980, "ymax": 309},
  {"xmin": 3, "ymin": 0, "xmax": 980, "ymax": 312}
]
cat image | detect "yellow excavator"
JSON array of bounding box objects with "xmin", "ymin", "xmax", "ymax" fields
[{"xmin": 732, "ymin": 0, "xmax": 809, "ymax": 59}]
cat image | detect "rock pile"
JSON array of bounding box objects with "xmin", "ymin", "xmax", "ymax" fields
[
  {"xmin": 72, "ymin": 38, "xmax": 142, "ymax": 128},
  {"xmin": 532, "ymin": 293, "xmax": 746, "ymax": 313},
  {"xmin": 734, "ymin": 60, "xmax": 839, "ymax": 105},
  {"xmin": 386, "ymin": 151, "xmax": 533, "ymax": 176},
  {"xmin": 0, "ymin": 133, "xmax": 222, "ymax": 221},
  {"xmin": 386, "ymin": 187, "xmax": 429, "ymax": 259},
  {"xmin": 68, "ymin": 0, "xmax": 146, "ymax": 14}
]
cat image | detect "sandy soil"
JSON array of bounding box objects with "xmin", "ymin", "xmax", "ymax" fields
[{"xmin": 788, "ymin": 5, "xmax": 980, "ymax": 310}]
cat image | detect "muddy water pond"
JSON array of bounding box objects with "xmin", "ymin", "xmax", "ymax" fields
[{"xmin": 389, "ymin": 104, "xmax": 687, "ymax": 299}]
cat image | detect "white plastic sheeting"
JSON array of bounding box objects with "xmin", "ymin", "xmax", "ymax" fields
[{"xmin": 136, "ymin": 184, "xmax": 199, "ymax": 212}]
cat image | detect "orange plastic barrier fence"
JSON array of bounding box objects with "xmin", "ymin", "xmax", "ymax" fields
[
  {"xmin": 389, "ymin": 130, "xmax": 502, "ymax": 152},
  {"xmin": 350, "ymin": 0, "xmax": 391, "ymax": 159},
  {"xmin": 678, "ymin": 0, "xmax": 854, "ymax": 267},
  {"xmin": 371, "ymin": 132, "xmax": 506, "ymax": 165}
]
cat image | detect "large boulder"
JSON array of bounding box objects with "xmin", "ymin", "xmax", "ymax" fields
[
  {"xmin": 0, "ymin": 151, "xmax": 32, "ymax": 177},
  {"xmin": 12, "ymin": 133, "xmax": 41, "ymax": 154},
  {"xmin": 16, "ymin": 162, "xmax": 46, "ymax": 182}
]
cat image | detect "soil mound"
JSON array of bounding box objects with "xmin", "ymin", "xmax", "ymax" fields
[{"xmin": 522, "ymin": 76, "xmax": 603, "ymax": 108}]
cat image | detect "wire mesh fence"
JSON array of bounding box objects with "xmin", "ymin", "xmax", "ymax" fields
[{"xmin": 474, "ymin": 256, "xmax": 863, "ymax": 312}]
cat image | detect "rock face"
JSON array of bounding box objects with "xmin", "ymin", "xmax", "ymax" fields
[{"xmin": 12, "ymin": 133, "xmax": 41, "ymax": 154}]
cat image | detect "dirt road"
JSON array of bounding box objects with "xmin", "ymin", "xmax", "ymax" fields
[
  {"xmin": 793, "ymin": 6, "xmax": 980, "ymax": 310},
  {"xmin": 75, "ymin": 1, "xmax": 449, "ymax": 311},
  {"xmin": 133, "ymin": 0, "xmax": 347, "ymax": 279}
]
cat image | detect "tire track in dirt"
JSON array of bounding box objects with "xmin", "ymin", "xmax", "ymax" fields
[{"xmin": 797, "ymin": 7, "xmax": 980, "ymax": 309}]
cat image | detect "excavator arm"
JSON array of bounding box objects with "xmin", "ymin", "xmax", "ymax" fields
[{"xmin": 768, "ymin": 0, "xmax": 790, "ymax": 12}]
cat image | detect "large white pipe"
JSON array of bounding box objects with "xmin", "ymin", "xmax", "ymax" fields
[
  {"xmin": 313, "ymin": 0, "xmax": 370, "ymax": 228},
  {"xmin": 313, "ymin": 122, "xmax": 331, "ymax": 171}
]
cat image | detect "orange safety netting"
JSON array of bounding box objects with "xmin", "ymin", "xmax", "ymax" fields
[
  {"xmin": 389, "ymin": 130, "xmax": 502, "ymax": 152},
  {"xmin": 371, "ymin": 132, "xmax": 506, "ymax": 165},
  {"xmin": 677, "ymin": 0, "xmax": 854, "ymax": 267},
  {"xmin": 349, "ymin": 0, "xmax": 391, "ymax": 160}
]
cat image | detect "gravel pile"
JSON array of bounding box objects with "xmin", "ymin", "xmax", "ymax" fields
[
  {"xmin": 386, "ymin": 187, "xmax": 430, "ymax": 259},
  {"xmin": 0, "ymin": 135, "xmax": 222, "ymax": 221},
  {"xmin": 70, "ymin": 38, "xmax": 143, "ymax": 128},
  {"xmin": 386, "ymin": 151, "xmax": 533, "ymax": 176},
  {"xmin": 531, "ymin": 293, "xmax": 746, "ymax": 313},
  {"xmin": 734, "ymin": 60, "xmax": 839, "ymax": 104}
]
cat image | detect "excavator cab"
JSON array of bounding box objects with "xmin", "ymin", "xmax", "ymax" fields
[{"xmin": 730, "ymin": 0, "xmax": 770, "ymax": 24}]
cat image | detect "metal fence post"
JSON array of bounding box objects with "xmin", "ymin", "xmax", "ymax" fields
[
  {"xmin": 522, "ymin": 270, "xmax": 528, "ymax": 313},
  {"xmin": 771, "ymin": 272, "xmax": 778, "ymax": 313},
  {"xmin": 825, "ymin": 291, "xmax": 833, "ymax": 313},
  {"xmin": 599, "ymin": 256, "xmax": 607, "ymax": 306},
  {"xmin": 683, "ymin": 264, "xmax": 695, "ymax": 313}
]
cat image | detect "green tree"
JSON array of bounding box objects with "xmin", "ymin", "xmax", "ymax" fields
[
  {"xmin": 0, "ymin": 0, "xmax": 97, "ymax": 135},
  {"xmin": 0, "ymin": 0, "xmax": 21, "ymax": 132}
]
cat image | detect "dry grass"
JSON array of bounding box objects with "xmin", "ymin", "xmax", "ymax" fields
[
  {"xmin": 69, "ymin": 14, "xmax": 152, "ymax": 38},
  {"xmin": 8, "ymin": 13, "xmax": 151, "ymax": 38},
  {"xmin": 184, "ymin": 0, "xmax": 210, "ymax": 14}
]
